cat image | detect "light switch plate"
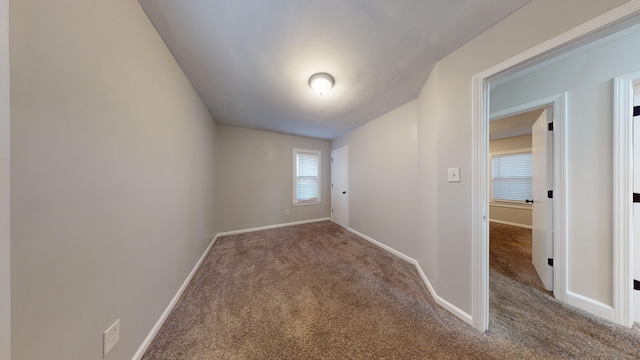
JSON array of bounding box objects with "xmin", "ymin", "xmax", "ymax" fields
[{"xmin": 448, "ymin": 168, "xmax": 461, "ymax": 182}]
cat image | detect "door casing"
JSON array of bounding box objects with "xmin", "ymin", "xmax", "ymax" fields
[{"xmin": 613, "ymin": 72, "xmax": 640, "ymax": 327}]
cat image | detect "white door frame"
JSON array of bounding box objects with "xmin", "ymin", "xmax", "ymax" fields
[
  {"xmin": 331, "ymin": 146, "xmax": 349, "ymax": 228},
  {"xmin": 613, "ymin": 71, "xmax": 640, "ymax": 327},
  {"xmin": 472, "ymin": 1, "xmax": 640, "ymax": 332},
  {"xmin": 490, "ymin": 95, "xmax": 567, "ymax": 298}
]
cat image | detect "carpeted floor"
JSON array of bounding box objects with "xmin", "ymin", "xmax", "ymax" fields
[{"xmin": 142, "ymin": 221, "xmax": 640, "ymax": 359}]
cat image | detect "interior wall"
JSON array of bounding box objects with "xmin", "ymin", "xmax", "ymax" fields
[
  {"xmin": 332, "ymin": 100, "xmax": 418, "ymax": 257},
  {"xmin": 490, "ymin": 26, "xmax": 640, "ymax": 308},
  {"xmin": 10, "ymin": 1, "xmax": 217, "ymax": 359},
  {"xmin": 490, "ymin": 206, "xmax": 532, "ymax": 227},
  {"xmin": 0, "ymin": 0, "xmax": 10, "ymax": 358},
  {"xmin": 215, "ymin": 125, "xmax": 331, "ymax": 232},
  {"xmin": 490, "ymin": 134, "xmax": 532, "ymax": 153},
  {"xmin": 416, "ymin": 0, "xmax": 627, "ymax": 315},
  {"xmin": 489, "ymin": 135, "xmax": 533, "ymax": 227},
  {"xmin": 416, "ymin": 66, "xmax": 439, "ymax": 283}
]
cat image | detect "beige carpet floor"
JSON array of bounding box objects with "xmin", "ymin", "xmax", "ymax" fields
[{"xmin": 142, "ymin": 221, "xmax": 640, "ymax": 359}]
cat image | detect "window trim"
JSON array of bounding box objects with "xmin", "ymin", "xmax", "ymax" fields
[
  {"xmin": 292, "ymin": 148, "xmax": 321, "ymax": 206},
  {"xmin": 489, "ymin": 147, "xmax": 532, "ymax": 205}
]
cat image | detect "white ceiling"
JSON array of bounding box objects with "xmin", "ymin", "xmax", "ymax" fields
[{"xmin": 139, "ymin": 0, "xmax": 530, "ymax": 139}]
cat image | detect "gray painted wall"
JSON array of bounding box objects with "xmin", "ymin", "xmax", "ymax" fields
[
  {"xmin": 490, "ymin": 206, "xmax": 532, "ymax": 227},
  {"xmin": 416, "ymin": 0, "xmax": 626, "ymax": 314},
  {"xmin": 489, "ymin": 135, "xmax": 533, "ymax": 227},
  {"xmin": 490, "ymin": 27, "xmax": 640, "ymax": 307},
  {"xmin": 417, "ymin": 67, "xmax": 439, "ymax": 284},
  {"xmin": 216, "ymin": 125, "xmax": 331, "ymax": 232},
  {"xmin": 10, "ymin": 0, "xmax": 217, "ymax": 359},
  {"xmin": 0, "ymin": 0, "xmax": 9, "ymax": 358},
  {"xmin": 332, "ymin": 100, "xmax": 419, "ymax": 258},
  {"xmin": 490, "ymin": 134, "xmax": 532, "ymax": 153}
]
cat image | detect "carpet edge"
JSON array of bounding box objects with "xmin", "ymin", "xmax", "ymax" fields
[
  {"xmin": 132, "ymin": 234, "xmax": 219, "ymax": 360},
  {"xmin": 217, "ymin": 218, "xmax": 332, "ymax": 237},
  {"xmin": 133, "ymin": 217, "xmax": 332, "ymax": 359},
  {"xmin": 347, "ymin": 227, "xmax": 473, "ymax": 326}
]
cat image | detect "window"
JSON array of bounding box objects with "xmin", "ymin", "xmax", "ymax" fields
[
  {"xmin": 491, "ymin": 151, "xmax": 532, "ymax": 203},
  {"xmin": 293, "ymin": 148, "xmax": 321, "ymax": 205}
]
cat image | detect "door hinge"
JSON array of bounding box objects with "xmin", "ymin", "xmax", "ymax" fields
[
  {"xmin": 331, "ymin": 209, "xmax": 333, "ymax": 213},
  {"xmin": 548, "ymin": 122, "xmax": 554, "ymax": 131},
  {"xmin": 634, "ymin": 193, "xmax": 640, "ymax": 203},
  {"xmin": 331, "ymin": 158, "xmax": 333, "ymax": 162},
  {"xmin": 635, "ymin": 280, "xmax": 640, "ymax": 291},
  {"xmin": 547, "ymin": 190, "xmax": 553, "ymax": 199},
  {"xmin": 548, "ymin": 258, "xmax": 554, "ymax": 267},
  {"xmin": 634, "ymin": 106, "xmax": 640, "ymax": 117}
]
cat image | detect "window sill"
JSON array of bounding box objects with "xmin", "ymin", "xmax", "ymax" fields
[{"xmin": 292, "ymin": 201, "xmax": 321, "ymax": 207}]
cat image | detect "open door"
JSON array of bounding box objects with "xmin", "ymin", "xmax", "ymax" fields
[
  {"xmin": 532, "ymin": 108, "xmax": 554, "ymax": 291},
  {"xmin": 331, "ymin": 146, "xmax": 348, "ymax": 228}
]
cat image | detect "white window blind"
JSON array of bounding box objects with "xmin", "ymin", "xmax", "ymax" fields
[
  {"xmin": 293, "ymin": 149, "xmax": 321, "ymax": 204},
  {"xmin": 492, "ymin": 152, "xmax": 532, "ymax": 202}
]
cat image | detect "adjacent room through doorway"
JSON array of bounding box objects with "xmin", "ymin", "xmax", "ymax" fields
[{"xmin": 488, "ymin": 106, "xmax": 556, "ymax": 328}]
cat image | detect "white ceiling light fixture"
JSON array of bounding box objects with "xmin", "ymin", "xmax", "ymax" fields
[{"xmin": 309, "ymin": 73, "xmax": 334, "ymax": 95}]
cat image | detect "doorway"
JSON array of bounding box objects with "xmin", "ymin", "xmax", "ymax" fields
[
  {"xmin": 473, "ymin": 86, "xmax": 568, "ymax": 330},
  {"xmin": 331, "ymin": 146, "xmax": 348, "ymax": 228},
  {"xmin": 471, "ymin": 1, "xmax": 640, "ymax": 332},
  {"xmin": 489, "ymin": 106, "xmax": 555, "ymax": 299}
]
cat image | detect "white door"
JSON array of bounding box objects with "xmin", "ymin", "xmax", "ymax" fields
[
  {"xmin": 632, "ymin": 84, "xmax": 640, "ymax": 323},
  {"xmin": 331, "ymin": 146, "xmax": 348, "ymax": 228},
  {"xmin": 532, "ymin": 108, "xmax": 554, "ymax": 291}
]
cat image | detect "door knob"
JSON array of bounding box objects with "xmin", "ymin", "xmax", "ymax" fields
[
  {"xmin": 342, "ymin": 191, "xmax": 346, "ymax": 194},
  {"xmin": 525, "ymin": 199, "xmax": 534, "ymax": 204}
]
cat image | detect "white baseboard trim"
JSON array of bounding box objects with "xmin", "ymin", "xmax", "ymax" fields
[
  {"xmin": 347, "ymin": 227, "xmax": 414, "ymax": 264},
  {"xmin": 134, "ymin": 217, "xmax": 331, "ymax": 358},
  {"xmin": 132, "ymin": 234, "xmax": 220, "ymax": 360},
  {"xmin": 413, "ymin": 260, "xmax": 474, "ymax": 326},
  {"xmin": 217, "ymin": 218, "xmax": 331, "ymax": 237},
  {"xmin": 347, "ymin": 227, "xmax": 473, "ymax": 326},
  {"xmin": 489, "ymin": 219, "xmax": 532, "ymax": 230},
  {"xmin": 567, "ymin": 291, "xmax": 614, "ymax": 322}
]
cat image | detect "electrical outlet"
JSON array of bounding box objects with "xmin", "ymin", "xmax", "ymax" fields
[
  {"xmin": 285, "ymin": 209, "xmax": 290, "ymax": 215},
  {"xmin": 103, "ymin": 319, "xmax": 120, "ymax": 357}
]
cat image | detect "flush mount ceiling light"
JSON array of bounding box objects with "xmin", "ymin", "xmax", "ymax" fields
[{"xmin": 309, "ymin": 73, "xmax": 334, "ymax": 95}]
